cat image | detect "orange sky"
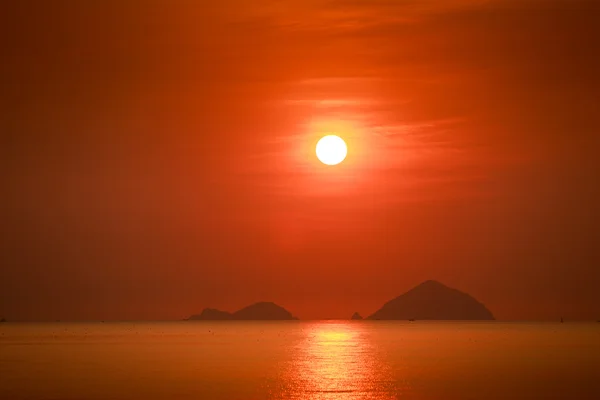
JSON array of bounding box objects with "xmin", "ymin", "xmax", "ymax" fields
[{"xmin": 2, "ymin": 0, "xmax": 599, "ymax": 321}]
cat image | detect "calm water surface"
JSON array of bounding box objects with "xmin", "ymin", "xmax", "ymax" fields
[{"xmin": 1, "ymin": 321, "xmax": 599, "ymax": 399}]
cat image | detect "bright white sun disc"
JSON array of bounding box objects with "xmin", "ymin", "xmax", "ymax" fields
[{"xmin": 316, "ymin": 135, "xmax": 347, "ymax": 165}]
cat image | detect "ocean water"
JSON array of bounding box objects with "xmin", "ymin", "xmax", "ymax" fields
[{"xmin": 1, "ymin": 321, "xmax": 599, "ymax": 399}]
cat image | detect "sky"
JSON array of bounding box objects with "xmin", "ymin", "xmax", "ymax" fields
[{"xmin": 2, "ymin": 0, "xmax": 599, "ymax": 321}]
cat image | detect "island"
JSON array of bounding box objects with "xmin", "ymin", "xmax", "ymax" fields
[
  {"xmin": 351, "ymin": 312, "xmax": 363, "ymax": 320},
  {"xmin": 190, "ymin": 308, "xmax": 233, "ymax": 320},
  {"xmin": 367, "ymin": 280, "xmax": 495, "ymax": 320},
  {"xmin": 189, "ymin": 301, "xmax": 297, "ymax": 320}
]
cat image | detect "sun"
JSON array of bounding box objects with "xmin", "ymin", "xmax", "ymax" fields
[{"xmin": 316, "ymin": 135, "xmax": 347, "ymax": 166}]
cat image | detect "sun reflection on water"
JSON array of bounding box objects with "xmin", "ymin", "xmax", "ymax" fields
[{"xmin": 275, "ymin": 322, "xmax": 396, "ymax": 399}]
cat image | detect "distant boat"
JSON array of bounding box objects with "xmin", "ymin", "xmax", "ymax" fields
[
  {"xmin": 0, "ymin": 318, "xmax": 6, "ymax": 323},
  {"xmin": 408, "ymin": 318, "xmax": 416, "ymax": 322},
  {"xmin": 561, "ymin": 317, "xmax": 564, "ymax": 323}
]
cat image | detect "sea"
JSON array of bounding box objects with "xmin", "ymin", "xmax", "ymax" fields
[{"xmin": 1, "ymin": 321, "xmax": 599, "ymax": 399}]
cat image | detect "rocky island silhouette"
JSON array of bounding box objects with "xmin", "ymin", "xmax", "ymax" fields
[
  {"xmin": 351, "ymin": 312, "xmax": 363, "ymax": 320},
  {"xmin": 367, "ymin": 280, "xmax": 495, "ymax": 320},
  {"xmin": 189, "ymin": 301, "xmax": 297, "ymax": 320},
  {"xmin": 188, "ymin": 281, "xmax": 494, "ymax": 321}
]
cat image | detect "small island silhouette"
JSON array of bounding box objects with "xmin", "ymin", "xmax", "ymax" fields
[
  {"xmin": 367, "ymin": 280, "xmax": 495, "ymax": 320},
  {"xmin": 189, "ymin": 302, "xmax": 297, "ymax": 321},
  {"xmin": 351, "ymin": 312, "xmax": 363, "ymax": 320}
]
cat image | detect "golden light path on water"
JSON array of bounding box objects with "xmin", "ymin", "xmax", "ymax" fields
[
  {"xmin": 2, "ymin": 322, "xmax": 600, "ymax": 399},
  {"xmin": 273, "ymin": 322, "xmax": 398, "ymax": 399}
]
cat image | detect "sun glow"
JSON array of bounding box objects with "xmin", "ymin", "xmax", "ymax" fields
[{"xmin": 316, "ymin": 135, "xmax": 347, "ymax": 165}]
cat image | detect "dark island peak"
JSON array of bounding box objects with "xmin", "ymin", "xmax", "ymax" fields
[
  {"xmin": 416, "ymin": 279, "xmax": 445, "ymax": 288},
  {"xmin": 189, "ymin": 308, "xmax": 232, "ymax": 320},
  {"xmin": 351, "ymin": 312, "xmax": 363, "ymax": 320},
  {"xmin": 189, "ymin": 302, "xmax": 296, "ymax": 320},
  {"xmin": 233, "ymin": 302, "xmax": 295, "ymax": 320},
  {"xmin": 368, "ymin": 280, "xmax": 494, "ymax": 320}
]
